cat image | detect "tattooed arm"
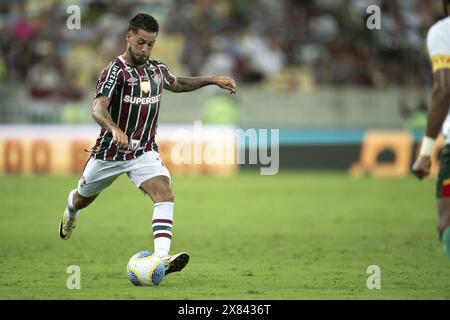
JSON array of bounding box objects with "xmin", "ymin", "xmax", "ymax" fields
[
  {"xmin": 91, "ymin": 95, "xmax": 128, "ymax": 150},
  {"xmin": 167, "ymin": 76, "xmax": 236, "ymax": 94}
]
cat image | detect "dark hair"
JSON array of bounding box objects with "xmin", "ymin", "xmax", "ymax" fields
[
  {"xmin": 445, "ymin": 0, "xmax": 449, "ymax": 16},
  {"xmin": 128, "ymin": 13, "xmax": 159, "ymax": 33}
]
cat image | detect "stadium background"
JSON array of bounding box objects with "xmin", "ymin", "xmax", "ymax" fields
[{"xmin": 1, "ymin": 0, "xmax": 450, "ymax": 300}]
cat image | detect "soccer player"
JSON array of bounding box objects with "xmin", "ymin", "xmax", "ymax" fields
[
  {"xmin": 412, "ymin": 0, "xmax": 450, "ymax": 260},
  {"xmin": 58, "ymin": 13, "xmax": 236, "ymax": 275}
]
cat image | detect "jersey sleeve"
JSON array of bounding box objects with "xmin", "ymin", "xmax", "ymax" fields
[
  {"xmin": 155, "ymin": 61, "xmax": 176, "ymax": 89},
  {"xmin": 426, "ymin": 20, "xmax": 450, "ymax": 73},
  {"xmin": 95, "ymin": 61, "xmax": 123, "ymax": 99}
]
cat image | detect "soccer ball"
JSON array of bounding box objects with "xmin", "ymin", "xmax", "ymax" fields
[{"xmin": 127, "ymin": 251, "xmax": 165, "ymax": 286}]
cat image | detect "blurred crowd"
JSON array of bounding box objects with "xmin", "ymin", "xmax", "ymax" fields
[{"xmin": 0, "ymin": 0, "xmax": 446, "ymax": 105}]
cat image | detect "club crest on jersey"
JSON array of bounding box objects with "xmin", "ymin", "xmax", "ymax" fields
[
  {"xmin": 151, "ymin": 73, "xmax": 161, "ymax": 86},
  {"xmin": 141, "ymin": 81, "xmax": 150, "ymax": 93},
  {"xmin": 127, "ymin": 76, "xmax": 139, "ymax": 86}
]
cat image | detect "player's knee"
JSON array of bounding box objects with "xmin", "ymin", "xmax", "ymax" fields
[
  {"xmin": 152, "ymin": 188, "xmax": 174, "ymax": 203},
  {"xmin": 160, "ymin": 189, "xmax": 174, "ymax": 203},
  {"xmin": 165, "ymin": 192, "xmax": 174, "ymax": 203}
]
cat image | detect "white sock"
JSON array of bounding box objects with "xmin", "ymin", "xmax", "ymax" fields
[
  {"xmin": 66, "ymin": 189, "xmax": 80, "ymax": 218},
  {"xmin": 152, "ymin": 202, "xmax": 174, "ymax": 257}
]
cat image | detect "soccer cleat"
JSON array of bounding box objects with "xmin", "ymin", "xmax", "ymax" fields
[
  {"xmin": 160, "ymin": 252, "xmax": 190, "ymax": 275},
  {"xmin": 59, "ymin": 209, "xmax": 77, "ymax": 240}
]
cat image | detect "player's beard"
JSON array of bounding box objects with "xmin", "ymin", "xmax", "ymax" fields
[{"xmin": 128, "ymin": 47, "xmax": 148, "ymax": 66}]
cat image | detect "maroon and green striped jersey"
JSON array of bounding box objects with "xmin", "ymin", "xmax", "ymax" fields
[{"xmin": 90, "ymin": 55, "xmax": 176, "ymax": 161}]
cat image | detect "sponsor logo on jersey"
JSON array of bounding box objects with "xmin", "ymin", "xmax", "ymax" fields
[
  {"xmin": 129, "ymin": 139, "xmax": 140, "ymax": 151},
  {"xmin": 104, "ymin": 64, "xmax": 120, "ymax": 90},
  {"xmin": 123, "ymin": 94, "xmax": 161, "ymax": 104},
  {"xmin": 79, "ymin": 176, "xmax": 87, "ymax": 188},
  {"xmin": 127, "ymin": 76, "xmax": 139, "ymax": 86}
]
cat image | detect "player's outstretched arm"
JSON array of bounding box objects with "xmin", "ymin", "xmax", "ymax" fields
[
  {"xmin": 91, "ymin": 95, "xmax": 129, "ymax": 150},
  {"xmin": 167, "ymin": 76, "xmax": 236, "ymax": 94},
  {"xmin": 412, "ymin": 69, "xmax": 450, "ymax": 180}
]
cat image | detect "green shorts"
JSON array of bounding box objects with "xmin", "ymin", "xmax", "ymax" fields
[{"xmin": 437, "ymin": 144, "xmax": 450, "ymax": 198}]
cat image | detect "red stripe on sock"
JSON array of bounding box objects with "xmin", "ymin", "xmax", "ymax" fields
[
  {"xmin": 154, "ymin": 233, "xmax": 172, "ymax": 239},
  {"xmin": 152, "ymin": 219, "xmax": 173, "ymax": 224},
  {"xmin": 443, "ymin": 183, "xmax": 450, "ymax": 197}
]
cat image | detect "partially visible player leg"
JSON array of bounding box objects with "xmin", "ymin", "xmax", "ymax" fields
[
  {"xmin": 141, "ymin": 175, "xmax": 174, "ymax": 256},
  {"xmin": 139, "ymin": 175, "xmax": 189, "ymax": 274},
  {"xmin": 435, "ymin": 144, "xmax": 450, "ymax": 260},
  {"xmin": 59, "ymin": 157, "xmax": 121, "ymax": 240},
  {"xmin": 59, "ymin": 190, "xmax": 97, "ymax": 240},
  {"xmin": 67, "ymin": 189, "xmax": 98, "ymax": 217},
  {"xmin": 437, "ymin": 198, "xmax": 450, "ymax": 259},
  {"xmin": 128, "ymin": 151, "xmax": 189, "ymax": 274}
]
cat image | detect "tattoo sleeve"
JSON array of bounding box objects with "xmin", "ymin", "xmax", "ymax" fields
[{"xmin": 168, "ymin": 76, "xmax": 215, "ymax": 92}]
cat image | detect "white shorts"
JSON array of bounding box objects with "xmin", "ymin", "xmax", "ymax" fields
[{"xmin": 77, "ymin": 151, "xmax": 171, "ymax": 197}]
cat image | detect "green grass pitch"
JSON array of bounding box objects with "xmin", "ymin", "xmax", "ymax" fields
[{"xmin": 0, "ymin": 171, "xmax": 449, "ymax": 299}]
